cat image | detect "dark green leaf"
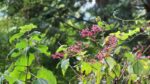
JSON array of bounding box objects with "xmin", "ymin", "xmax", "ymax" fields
[
  {"xmin": 32, "ymin": 78, "xmax": 48, "ymax": 84},
  {"xmin": 37, "ymin": 67, "xmax": 57, "ymax": 84},
  {"xmin": 133, "ymin": 60, "xmax": 143, "ymax": 75}
]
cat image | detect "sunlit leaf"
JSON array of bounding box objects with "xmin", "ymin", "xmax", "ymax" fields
[
  {"xmin": 38, "ymin": 45, "xmax": 50, "ymax": 56},
  {"xmin": 56, "ymin": 45, "xmax": 67, "ymax": 52},
  {"xmin": 15, "ymin": 53, "xmax": 35, "ymax": 66},
  {"xmin": 124, "ymin": 52, "xmax": 135, "ymax": 63},
  {"xmin": 15, "ymin": 39, "xmax": 28, "ymax": 49},
  {"xmin": 20, "ymin": 24, "xmax": 37, "ymax": 34},
  {"xmin": 81, "ymin": 62, "xmax": 92, "ymax": 75},
  {"xmin": 9, "ymin": 33, "xmax": 23, "ymax": 43}
]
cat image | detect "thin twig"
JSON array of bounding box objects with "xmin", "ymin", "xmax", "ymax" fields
[
  {"xmin": 69, "ymin": 65, "xmax": 81, "ymax": 77},
  {"xmin": 118, "ymin": 61, "xmax": 128, "ymax": 80},
  {"xmin": 143, "ymin": 45, "xmax": 150, "ymax": 54}
]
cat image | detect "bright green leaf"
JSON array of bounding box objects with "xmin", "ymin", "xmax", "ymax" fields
[
  {"xmin": 9, "ymin": 33, "xmax": 23, "ymax": 43},
  {"xmin": 38, "ymin": 45, "xmax": 50, "ymax": 56},
  {"xmin": 15, "ymin": 39, "xmax": 28, "ymax": 49},
  {"xmin": 124, "ymin": 52, "xmax": 135, "ymax": 63},
  {"xmin": 81, "ymin": 62, "xmax": 92, "ymax": 75},
  {"xmin": 20, "ymin": 24, "xmax": 37, "ymax": 34},
  {"xmin": 56, "ymin": 45, "xmax": 67, "ymax": 53}
]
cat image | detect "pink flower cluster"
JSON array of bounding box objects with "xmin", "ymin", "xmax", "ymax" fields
[
  {"xmin": 96, "ymin": 35, "xmax": 118, "ymax": 61},
  {"xmin": 96, "ymin": 51, "xmax": 105, "ymax": 61},
  {"xmin": 52, "ymin": 52, "xmax": 64, "ymax": 59},
  {"xmin": 80, "ymin": 25, "xmax": 102, "ymax": 38},
  {"xmin": 68, "ymin": 42, "xmax": 82, "ymax": 55},
  {"xmin": 133, "ymin": 45, "xmax": 150, "ymax": 59},
  {"xmin": 106, "ymin": 35, "xmax": 118, "ymax": 48}
]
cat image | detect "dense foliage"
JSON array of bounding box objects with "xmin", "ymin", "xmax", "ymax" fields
[{"xmin": 0, "ymin": 0, "xmax": 150, "ymax": 84}]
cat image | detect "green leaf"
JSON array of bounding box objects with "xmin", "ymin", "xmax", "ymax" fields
[
  {"xmin": 91, "ymin": 62, "xmax": 103, "ymax": 83},
  {"xmin": 128, "ymin": 74, "xmax": 138, "ymax": 83},
  {"xmin": 7, "ymin": 48, "xmax": 18, "ymax": 58},
  {"xmin": 4, "ymin": 75, "xmax": 16, "ymax": 84},
  {"xmin": 56, "ymin": 45, "xmax": 67, "ymax": 52},
  {"xmin": 20, "ymin": 24, "xmax": 37, "ymax": 34},
  {"xmin": 106, "ymin": 75, "xmax": 113, "ymax": 84},
  {"xmin": 7, "ymin": 66, "xmax": 31, "ymax": 83},
  {"xmin": 114, "ymin": 46, "xmax": 121, "ymax": 55},
  {"xmin": 119, "ymin": 33, "xmax": 129, "ymax": 40},
  {"xmin": 38, "ymin": 45, "xmax": 50, "ymax": 56},
  {"xmin": 37, "ymin": 67, "xmax": 57, "ymax": 84},
  {"xmin": 140, "ymin": 59, "xmax": 150, "ymax": 74},
  {"xmin": 108, "ymin": 71, "xmax": 115, "ymax": 78},
  {"xmin": 31, "ymin": 34, "xmax": 41, "ymax": 42},
  {"xmin": 32, "ymin": 78, "xmax": 48, "ymax": 84},
  {"xmin": 113, "ymin": 64, "xmax": 121, "ymax": 77},
  {"xmin": 15, "ymin": 53, "xmax": 35, "ymax": 66},
  {"xmin": 9, "ymin": 33, "xmax": 23, "ymax": 43},
  {"xmin": 15, "ymin": 55, "xmax": 28, "ymax": 66},
  {"xmin": 28, "ymin": 53, "xmax": 35, "ymax": 66},
  {"xmin": 61, "ymin": 59, "xmax": 70, "ymax": 76},
  {"xmin": 15, "ymin": 39, "xmax": 28, "ymax": 49},
  {"xmin": 11, "ymin": 51, "xmax": 20, "ymax": 58},
  {"xmin": 127, "ymin": 65, "xmax": 134, "ymax": 74},
  {"xmin": 81, "ymin": 62, "xmax": 92, "ymax": 75},
  {"xmin": 133, "ymin": 60, "xmax": 143, "ymax": 75},
  {"xmin": 98, "ymin": 21, "xmax": 103, "ymax": 27},
  {"xmin": 92, "ymin": 62, "xmax": 102, "ymax": 71},
  {"xmin": 124, "ymin": 52, "xmax": 135, "ymax": 63},
  {"xmin": 106, "ymin": 57, "xmax": 116, "ymax": 71}
]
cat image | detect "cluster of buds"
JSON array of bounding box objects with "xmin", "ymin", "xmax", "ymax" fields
[
  {"xmin": 96, "ymin": 35, "xmax": 118, "ymax": 61},
  {"xmin": 133, "ymin": 45, "xmax": 150, "ymax": 59},
  {"xmin": 52, "ymin": 52, "xmax": 64, "ymax": 59},
  {"xmin": 96, "ymin": 51, "xmax": 105, "ymax": 61},
  {"xmin": 51, "ymin": 42, "xmax": 83, "ymax": 59},
  {"xmin": 80, "ymin": 25, "xmax": 102, "ymax": 38},
  {"xmin": 67, "ymin": 42, "xmax": 83, "ymax": 56}
]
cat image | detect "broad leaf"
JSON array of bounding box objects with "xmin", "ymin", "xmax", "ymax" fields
[
  {"xmin": 38, "ymin": 45, "xmax": 50, "ymax": 56},
  {"xmin": 9, "ymin": 33, "xmax": 23, "ymax": 43},
  {"xmin": 20, "ymin": 24, "xmax": 37, "ymax": 34},
  {"xmin": 106, "ymin": 57, "xmax": 116, "ymax": 71},
  {"xmin": 15, "ymin": 39, "xmax": 28, "ymax": 49},
  {"xmin": 124, "ymin": 52, "xmax": 135, "ymax": 63},
  {"xmin": 81, "ymin": 62, "xmax": 92, "ymax": 75},
  {"xmin": 113, "ymin": 64, "xmax": 121, "ymax": 77},
  {"xmin": 61, "ymin": 59, "xmax": 70, "ymax": 76},
  {"xmin": 37, "ymin": 67, "xmax": 57, "ymax": 84},
  {"xmin": 15, "ymin": 53, "xmax": 35, "ymax": 66},
  {"xmin": 32, "ymin": 78, "xmax": 48, "ymax": 84},
  {"xmin": 133, "ymin": 60, "xmax": 143, "ymax": 75}
]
